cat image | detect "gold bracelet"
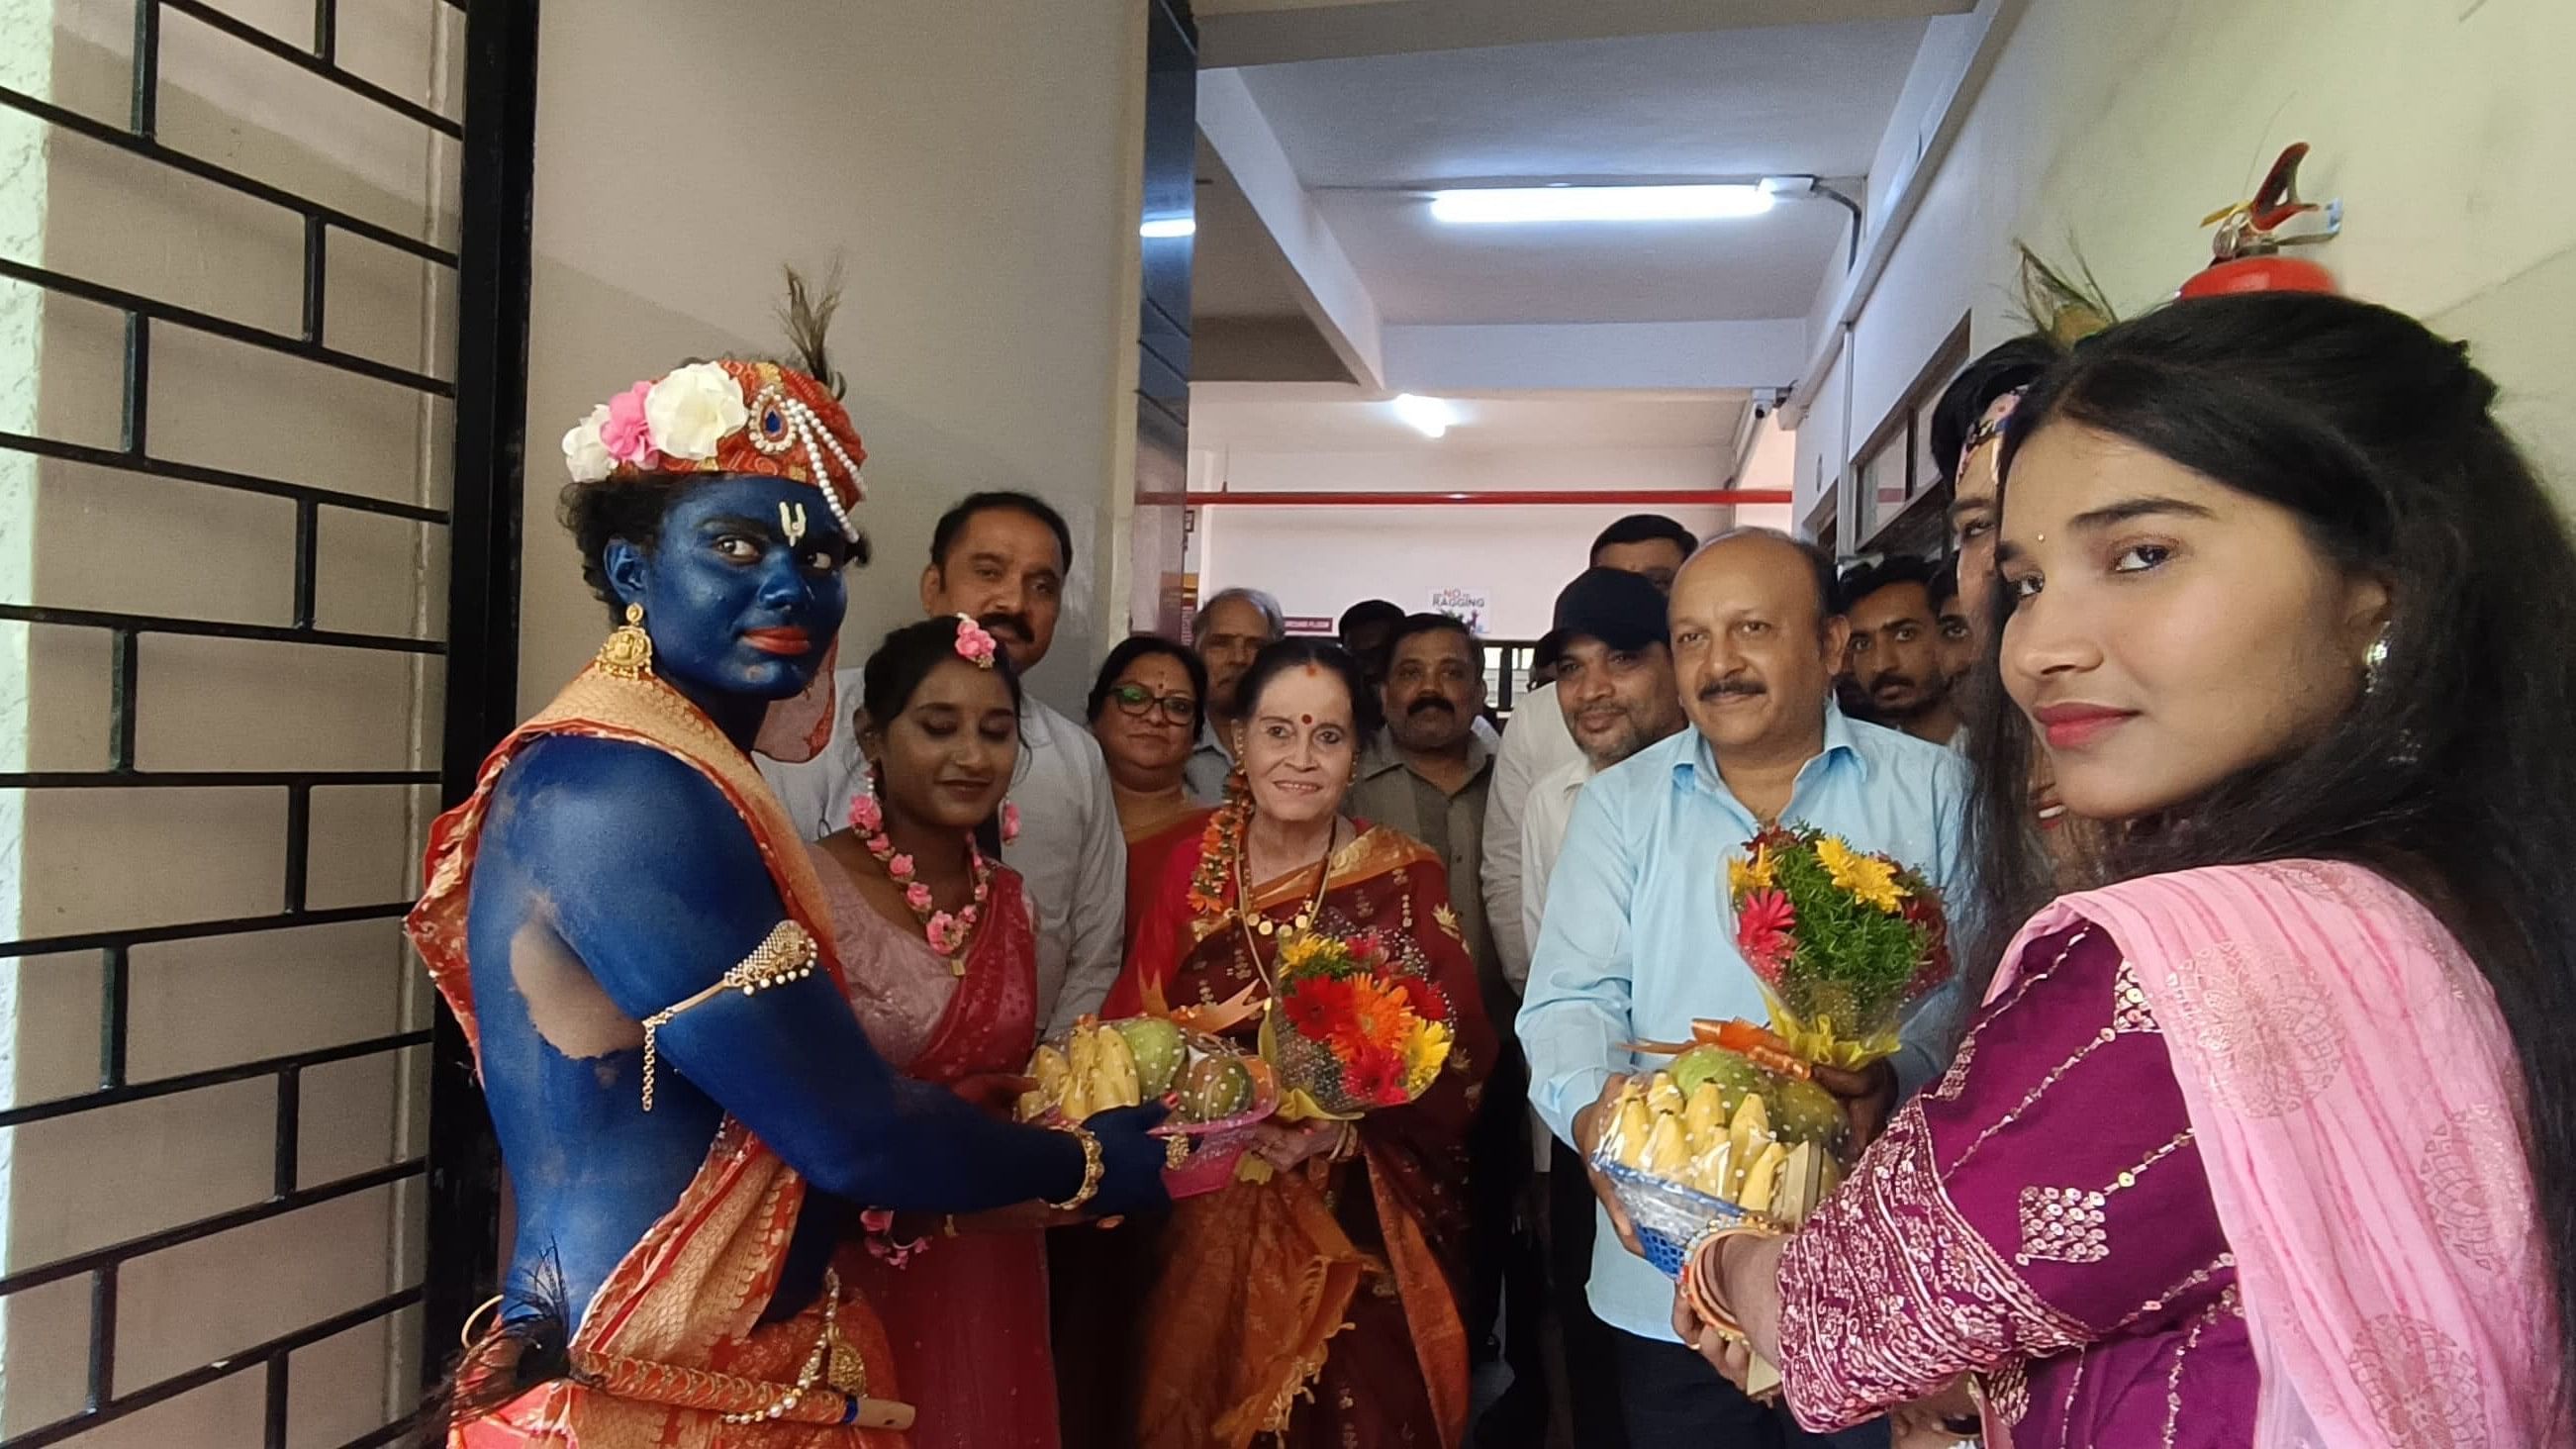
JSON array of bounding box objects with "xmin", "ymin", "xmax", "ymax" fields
[{"xmin": 1046, "ymin": 1123, "xmax": 1104, "ymax": 1211}]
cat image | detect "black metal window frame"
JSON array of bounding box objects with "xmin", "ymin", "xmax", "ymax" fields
[{"xmin": 0, "ymin": 2, "xmax": 529, "ymax": 1445}]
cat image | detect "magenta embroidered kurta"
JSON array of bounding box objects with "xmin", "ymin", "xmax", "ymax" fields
[{"xmin": 1770, "ymin": 861, "xmax": 2560, "ymax": 1449}]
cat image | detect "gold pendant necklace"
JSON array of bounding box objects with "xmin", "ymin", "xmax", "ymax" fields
[{"xmin": 1233, "ymin": 820, "xmax": 1339, "ymax": 984}]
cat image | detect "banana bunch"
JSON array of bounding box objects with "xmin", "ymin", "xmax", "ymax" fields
[
  {"xmin": 1018, "ymin": 1016, "xmax": 1144, "ymax": 1122},
  {"xmin": 1598, "ymin": 1070, "xmax": 1844, "ymax": 1226}
]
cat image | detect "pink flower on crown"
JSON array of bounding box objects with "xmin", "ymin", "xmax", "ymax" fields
[
  {"xmin": 887, "ymin": 853, "xmax": 916, "ymax": 883},
  {"xmin": 1001, "ymin": 802, "xmax": 1021, "ymax": 845},
  {"xmin": 847, "ymin": 795, "xmax": 883, "ymax": 833},
  {"xmin": 599, "ymin": 380, "xmax": 662, "ymax": 469},
  {"xmin": 905, "ymin": 882, "xmax": 934, "ymax": 913},
  {"xmin": 954, "ymin": 616, "xmax": 998, "ymax": 669}
]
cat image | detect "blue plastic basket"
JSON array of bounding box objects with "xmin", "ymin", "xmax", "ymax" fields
[{"xmin": 1591, "ymin": 1153, "xmax": 1764, "ymax": 1279}]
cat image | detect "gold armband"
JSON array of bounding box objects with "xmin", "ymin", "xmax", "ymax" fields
[{"xmin": 637, "ymin": 919, "xmax": 818, "ymax": 1111}]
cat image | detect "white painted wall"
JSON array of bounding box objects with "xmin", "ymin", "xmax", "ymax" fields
[
  {"xmin": 1195, "ymin": 441, "xmax": 1758, "ymax": 636},
  {"xmin": 1802, "ymin": 0, "xmax": 2576, "ymax": 508},
  {"xmin": 521, "ymin": 0, "xmax": 1149, "ymax": 716}
]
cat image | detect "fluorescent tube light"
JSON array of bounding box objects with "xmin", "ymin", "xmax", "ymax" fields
[
  {"xmin": 1139, "ymin": 217, "xmax": 1196, "ymax": 239},
  {"xmin": 1391, "ymin": 394, "xmax": 1452, "ymax": 438},
  {"xmin": 1428, "ymin": 184, "xmax": 1772, "ymax": 225}
]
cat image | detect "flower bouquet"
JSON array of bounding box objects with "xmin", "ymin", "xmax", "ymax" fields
[
  {"xmin": 1016, "ymin": 1015, "xmax": 1279, "ymax": 1199},
  {"xmin": 1727, "ymin": 826, "xmax": 1952, "ymax": 1069},
  {"xmin": 1259, "ymin": 926, "xmax": 1455, "ymax": 1121}
]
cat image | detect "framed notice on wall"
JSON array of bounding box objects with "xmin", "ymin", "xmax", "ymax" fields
[{"xmin": 1429, "ymin": 587, "xmax": 1488, "ymax": 634}]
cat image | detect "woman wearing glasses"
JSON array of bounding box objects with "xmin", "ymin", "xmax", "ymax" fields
[{"xmin": 1087, "ymin": 635, "xmax": 1212, "ymax": 957}]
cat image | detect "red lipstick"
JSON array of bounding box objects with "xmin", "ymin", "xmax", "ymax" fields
[
  {"xmin": 742, "ymin": 627, "xmax": 813, "ymax": 656},
  {"xmin": 2033, "ymin": 702, "xmax": 2136, "ymax": 750}
]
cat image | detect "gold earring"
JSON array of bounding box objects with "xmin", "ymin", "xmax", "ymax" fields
[{"xmin": 598, "ymin": 602, "xmax": 654, "ymax": 679}]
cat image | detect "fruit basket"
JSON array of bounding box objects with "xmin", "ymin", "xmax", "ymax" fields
[
  {"xmin": 1586, "ymin": 1049, "xmax": 1847, "ymax": 1280},
  {"xmin": 1017, "ymin": 1015, "xmax": 1278, "ymax": 1200},
  {"xmin": 1153, "ymin": 1045, "xmax": 1280, "ymax": 1198},
  {"xmin": 1590, "ymin": 1159, "xmax": 1765, "ymax": 1278}
]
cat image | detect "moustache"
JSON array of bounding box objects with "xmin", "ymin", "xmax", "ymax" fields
[
  {"xmin": 1697, "ymin": 676, "xmax": 1765, "ymax": 704},
  {"xmin": 978, "ymin": 612, "xmax": 1032, "ymax": 641},
  {"xmin": 1406, "ymin": 696, "xmax": 1457, "ymax": 717},
  {"xmin": 1869, "ymin": 672, "xmax": 1917, "ymax": 695}
]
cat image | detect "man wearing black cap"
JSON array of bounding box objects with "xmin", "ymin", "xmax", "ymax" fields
[
  {"xmin": 1517, "ymin": 565, "xmax": 1689, "ymax": 1449},
  {"xmin": 1518, "ymin": 569, "xmax": 1688, "ymax": 946}
]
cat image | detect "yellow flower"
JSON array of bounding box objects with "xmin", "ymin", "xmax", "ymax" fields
[
  {"xmin": 1727, "ymin": 847, "xmax": 1776, "ymax": 896},
  {"xmin": 1400, "ymin": 1017, "xmax": 1453, "ymax": 1096},
  {"xmin": 1815, "ymin": 833, "xmax": 1907, "ymax": 914},
  {"xmin": 1277, "ymin": 931, "xmax": 1331, "ymax": 974}
]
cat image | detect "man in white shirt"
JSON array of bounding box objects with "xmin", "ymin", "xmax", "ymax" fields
[
  {"xmin": 759, "ymin": 491, "xmax": 1126, "ymax": 1036},
  {"xmin": 1483, "ymin": 514, "xmax": 1698, "ymax": 992},
  {"xmin": 1517, "ymin": 564, "xmax": 1689, "ymax": 1449}
]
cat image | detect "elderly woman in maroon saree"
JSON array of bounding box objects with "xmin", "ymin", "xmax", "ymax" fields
[{"xmin": 1102, "ymin": 638, "xmax": 1496, "ymax": 1449}]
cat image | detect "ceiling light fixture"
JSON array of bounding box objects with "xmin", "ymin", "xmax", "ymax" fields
[
  {"xmin": 1391, "ymin": 394, "xmax": 1452, "ymax": 438},
  {"xmin": 1428, "ymin": 184, "xmax": 1773, "ymax": 225},
  {"xmin": 1139, "ymin": 216, "xmax": 1196, "ymax": 239}
]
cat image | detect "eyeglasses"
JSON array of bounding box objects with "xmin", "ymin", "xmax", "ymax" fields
[{"xmin": 1110, "ymin": 683, "xmax": 1196, "ymax": 725}]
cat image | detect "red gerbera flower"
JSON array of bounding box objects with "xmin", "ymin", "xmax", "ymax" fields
[
  {"xmin": 1736, "ymin": 888, "xmax": 1797, "ymax": 984},
  {"xmin": 1344, "ymin": 1044, "xmax": 1404, "ymax": 1106},
  {"xmin": 1283, "ymin": 975, "xmax": 1357, "ymax": 1038},
  {"xmin": 1393, "ymin": 973, "xmax": 1451, "ymax": 1025}
]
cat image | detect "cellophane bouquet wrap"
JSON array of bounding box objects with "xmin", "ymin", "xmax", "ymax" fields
[
  {"xmin": 1726, "ymin": 826, "xmax": 1951, "ymax": 1069},
  {"xmin": 1258, "ymin": 926, "xmax": 1454, "ymax": 1121},
  {"xmin": 1015, "ymin": 1014, "xmax": 1278, "ymax": 1198}
]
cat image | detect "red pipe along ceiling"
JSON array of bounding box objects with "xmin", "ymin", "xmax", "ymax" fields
[{"xmin": 1137, "ymin": 488, "xmax": 1793, "ymax": 508}]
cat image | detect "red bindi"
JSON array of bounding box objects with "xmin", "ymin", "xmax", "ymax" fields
[{"xmin": 1300, "ymin": 713, "xmax": 1313, "ymax": 724}]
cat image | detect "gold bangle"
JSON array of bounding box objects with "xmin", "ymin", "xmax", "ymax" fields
[
  {"xmin": 1684, "ymin": 1223, "xmax": 1781, "ymax": 1340},
  {"xmin": 1046, "ymin": 1123, "xmax": 1104, "ymax": 1211}
]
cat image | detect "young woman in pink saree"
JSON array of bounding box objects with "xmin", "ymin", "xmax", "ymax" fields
[
  {"xmin": 808, "ymin": 618, "xmax": 1071, "ymax": 1449},
  {"xmin": 1678, "ymin": 294, "xmax": 2576, "ymax": 1446}
]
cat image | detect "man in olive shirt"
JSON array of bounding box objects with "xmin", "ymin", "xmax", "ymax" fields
[
  {"xmin": 1352, "ymin": 613, "xmax": 1496, "ymax": 988},
  {"xmin": 1348, "ymin": 612, "xmax": 1542, "ymax": 1440}
]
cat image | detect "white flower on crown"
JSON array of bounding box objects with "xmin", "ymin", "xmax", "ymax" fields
[
  {"xmin": 643, "ymin": 361, "xmax": 751, "ymax": 461},
  {"xmin": 562, "ymin": 403, "xmax": 616, "ymax": 483}
]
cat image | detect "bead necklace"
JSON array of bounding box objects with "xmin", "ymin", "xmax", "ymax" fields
[{"xmin": 848, "ymin": 794, "xmax": 990, "ymax": 975}]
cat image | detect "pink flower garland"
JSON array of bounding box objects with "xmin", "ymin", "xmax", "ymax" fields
[{"xmin": 847, "ymin": 791, "xmax": 993, "ymax": 973}]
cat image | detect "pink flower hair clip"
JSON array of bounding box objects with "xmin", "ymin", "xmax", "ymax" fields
[{"xmin": 953, "ymin": 615, "xmax": 998, "ymax": 669}]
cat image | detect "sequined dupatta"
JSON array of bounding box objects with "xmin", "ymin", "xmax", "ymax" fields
[
  {"xmin": 1995, "ymin": 862, "xmax": 2557, "ymax": 1448},
  {"xmin": 409, "ymin": 664, "xmax": 904, "ymax": 1447}
]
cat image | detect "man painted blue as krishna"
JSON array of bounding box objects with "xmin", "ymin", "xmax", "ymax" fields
[{"xmin": 408, "ymin": 275, "xmax": 1169, "ymax": 1447}]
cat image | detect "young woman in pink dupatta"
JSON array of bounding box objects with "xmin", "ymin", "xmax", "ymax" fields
[
  {"xmin": 1677, "ymin": 293, "xmax": 2575, "ymax": 1447},
  {"xmin": 809, "ymin": 617, "xmax": 1085, "ymax": 1449}
]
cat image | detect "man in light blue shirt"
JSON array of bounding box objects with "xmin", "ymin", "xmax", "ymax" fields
[{"xmin": 1519, "ymin": 530, "xmax": 1967, "ymax": 1449}]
